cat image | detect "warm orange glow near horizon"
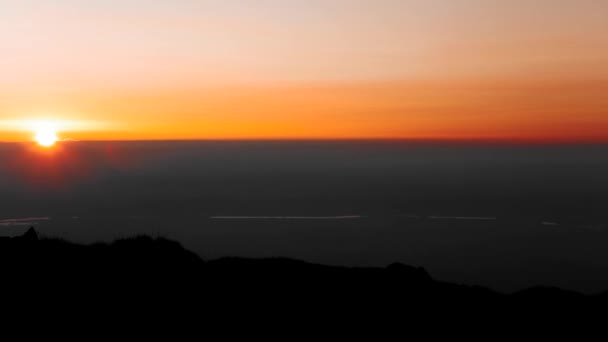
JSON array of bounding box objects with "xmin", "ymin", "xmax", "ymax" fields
[
  {"xmin": 3, "ymin": 78, "xmax": 607, "ymax": 144},
  {"xmin": 1, "ymin": 1, "xmax": 607, "ymax": 144}
]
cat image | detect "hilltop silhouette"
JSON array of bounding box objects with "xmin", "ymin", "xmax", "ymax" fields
[{"xmin": 1, "ymin": 227, "xmax": 605, "ymax": 330}]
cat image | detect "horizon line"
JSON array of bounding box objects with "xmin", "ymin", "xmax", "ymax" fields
[{"xmin": 3, "ymin": 137, "xmax": 608, "ymax": 146}]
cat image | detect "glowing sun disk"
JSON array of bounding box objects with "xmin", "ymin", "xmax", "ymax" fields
[{"xmin": 35, "ymin": 126, "xmax": 59, "ymax": 147}]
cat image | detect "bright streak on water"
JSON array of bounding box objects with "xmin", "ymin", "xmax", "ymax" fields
[{"xmin": 210, "ymin": 215, "xmax": 362, "ymax": 220}]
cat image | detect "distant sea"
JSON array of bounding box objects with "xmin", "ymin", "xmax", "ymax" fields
[{"xmin": 2, "ymin": 141, "xmax": 608, "ymax": 293}]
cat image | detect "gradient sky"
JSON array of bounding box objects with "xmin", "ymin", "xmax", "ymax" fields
[{"xmin": 1, "ymin": 0, "xmax": 607, "ymax": 142}]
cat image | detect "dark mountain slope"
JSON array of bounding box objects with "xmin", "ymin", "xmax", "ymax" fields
[{"xmin": 0, "ymin": 227, "xmax": 603, "ymax": 328}]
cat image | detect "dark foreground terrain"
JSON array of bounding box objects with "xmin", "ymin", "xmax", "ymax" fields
[{"xmin": 1, "ymin": 228, "xmax": 605, "ymax": 332}]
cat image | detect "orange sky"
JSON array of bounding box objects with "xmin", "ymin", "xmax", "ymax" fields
[{"xmin": 1, "ymin": 1, "xmax": 607, "ymax": 142}]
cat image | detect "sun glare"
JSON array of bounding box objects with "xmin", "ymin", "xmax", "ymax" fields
[{"xmin": 34, "ymin": 124, "xmax": 59, "ymax": 147}]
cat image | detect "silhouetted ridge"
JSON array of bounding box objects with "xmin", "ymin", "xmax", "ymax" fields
[
  {"xmin": 21, "ymin": 226, "xmax": 39, "ymax": 241},
  {"xmin": 0, "ymin": 227, "xmax": 604, "ymax": 324},
  {"xmin": 387, "ymin": 262, "xmax": 432, "ymax": 282}
]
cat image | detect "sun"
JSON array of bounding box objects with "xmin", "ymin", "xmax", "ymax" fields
[{"xmin": 34, "ymin": 124, "xmax": 59, "ymax": 147}]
